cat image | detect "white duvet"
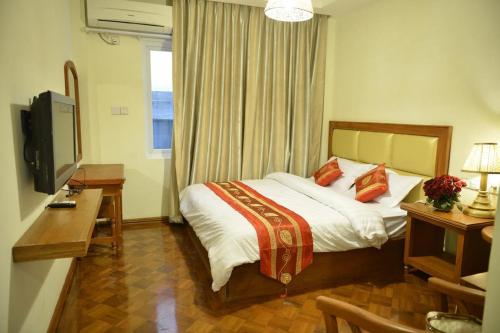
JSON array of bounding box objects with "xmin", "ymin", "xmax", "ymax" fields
[{"xmin": 180, "ymin": 172, "xmax": 392, "ymax": 291}]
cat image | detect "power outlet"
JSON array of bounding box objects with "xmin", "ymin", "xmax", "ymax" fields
[{"xmin": 111, "ymin": 106, "xmax": 121, "ymax": 115}]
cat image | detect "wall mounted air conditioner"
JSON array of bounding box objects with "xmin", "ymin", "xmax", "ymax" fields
[{"xmin": 86, "ymin": 0, "xmax": 172, "ymax": 36}]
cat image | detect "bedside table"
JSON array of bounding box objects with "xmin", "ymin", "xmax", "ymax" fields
[{"xmin": 401, "ymin": 202, "xmax": 493, "ymax": 283}]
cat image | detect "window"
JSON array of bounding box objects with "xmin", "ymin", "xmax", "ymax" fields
[{"xmin": 144, "ymin": 39, "xmax": 173, "ymax": 158}]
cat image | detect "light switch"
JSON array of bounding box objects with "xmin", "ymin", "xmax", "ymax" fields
[
  {"xmin": 120, "ymin": 107, "xmax": 129, "ymax": 115},
  {"xmin": 111, "ymin": 106, "xmax": 121, "ymax": 115}
]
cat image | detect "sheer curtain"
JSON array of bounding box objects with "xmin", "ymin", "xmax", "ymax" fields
[{"xmin": 169, "ymin": 0, "xmax": 328, "ymax": 220}]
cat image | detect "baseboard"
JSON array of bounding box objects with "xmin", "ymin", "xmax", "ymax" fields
[
  {"xmin": 123, "ymin": 216, "xmax": 169, "ymax": 228},
  {"xmin": 47, "ymin": 258, "xmax": 78, "ymax": 333}
]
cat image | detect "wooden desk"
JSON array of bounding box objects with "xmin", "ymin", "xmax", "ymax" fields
[
  {"xmin": 12, "ymin": 189, "xmax": 103, "ymax": 262},
  {"xmin": 401, "ymin": 202, "xmax": 493, "ymax": 283},
  {"xmin": 69, "ymin": 164, "xmax": 125, "ymax": 250}
]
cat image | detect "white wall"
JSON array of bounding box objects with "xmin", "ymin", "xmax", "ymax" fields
[
  {"xmin": 321, "ymin": 0, "xmax": 500, "ymax": 181},
  {"xmin": 71, "ymin": 1, "xmax": 172, "ymax": 219},
  {"xmin": 321, "ymin": 0, "xmax": 500, "ymax": 255},
  {"xmin": 0, "ymin": 1, "xmax": 75, "ymax": 332}
]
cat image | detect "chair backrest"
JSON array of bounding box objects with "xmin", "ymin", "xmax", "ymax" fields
[
  {"xmin": 427, "ymin": 277, "xmax": 486, "ymax": 317},
  {"xmin": 316, "ymin": 296, "xmax": 426, "ymax": 333}
]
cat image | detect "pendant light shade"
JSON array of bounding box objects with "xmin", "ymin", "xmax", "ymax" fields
[{"xmin": 265, "ymin": 0, "xmax": 314, "ymax": 22}]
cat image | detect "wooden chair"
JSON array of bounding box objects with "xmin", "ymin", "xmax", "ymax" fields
[
  {"xmin": 427, "ymin": 277, "xmax": 486, "ymax": 318},
  {"xmin": 316, "ymin": 296, "xmax": 426, "ymax": 333}
]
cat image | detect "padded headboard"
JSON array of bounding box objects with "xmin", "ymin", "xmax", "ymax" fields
[{"xmin": 328, "ymin": 121, "xmax": 452, "ymax": 201}]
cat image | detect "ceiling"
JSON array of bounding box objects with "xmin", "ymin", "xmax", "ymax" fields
[{"xmin": 206, "ymin": 0, "xmax": 376, "ymax": 16}]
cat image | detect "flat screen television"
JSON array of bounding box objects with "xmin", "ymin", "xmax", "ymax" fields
[{"xmin": 23, "ymin": 91, "xmax": 78, "ymax": 194}]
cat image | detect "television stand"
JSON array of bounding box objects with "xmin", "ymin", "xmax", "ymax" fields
[{"xmin": 12, "ymin": 189, "xmax": 103, "ymax": 262}]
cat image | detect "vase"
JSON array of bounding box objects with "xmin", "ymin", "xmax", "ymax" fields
[
  {"xmin": 428, "ymin": 198, "xmax": 455, "ymax": 212},
  {"xmin": 433, "ymin": 204, "xmax": 454, "ymax": 212}
]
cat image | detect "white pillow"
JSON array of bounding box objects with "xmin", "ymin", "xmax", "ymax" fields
[
  {"xmin": 373, "ymin": 171, "xmax": 422, "ymax": 207},
  {"xmin": 326, "ymin": 157, "xmax": 374, "ymax": 192}
]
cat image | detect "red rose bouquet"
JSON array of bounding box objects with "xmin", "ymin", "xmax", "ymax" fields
[{"xmin": 423, "ymin": 175, "xmax": 467, "ymax": 211}]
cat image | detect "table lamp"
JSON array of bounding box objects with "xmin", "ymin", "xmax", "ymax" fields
[{"xmin": 462, "ymin": 143, "xmax": 500, "ymax": 218}]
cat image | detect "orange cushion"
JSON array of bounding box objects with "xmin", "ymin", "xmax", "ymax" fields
[
  {"xmin": 355, "ymin": 164, "xmax": 388, "ymax": 202},
  {"xmin": 314, "ymin": 159, "xmax": 343, "ymax": 186}
]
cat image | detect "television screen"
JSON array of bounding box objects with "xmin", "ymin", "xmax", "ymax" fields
[
  {"xmin": 52, "ymin": 101, "xmax": 76, "ymax": 178},
  {"xmin": 25, "ymin": 91, "xmax": 77, "ymax": 194}
]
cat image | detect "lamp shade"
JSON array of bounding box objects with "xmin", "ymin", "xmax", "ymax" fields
[
  {"xmin": 265, "ymin": 0, "xmax": 313, "ymax": 22},
  {"xmin": 462, "ymin": 143, "xmax": 500, "ymax": 174}
]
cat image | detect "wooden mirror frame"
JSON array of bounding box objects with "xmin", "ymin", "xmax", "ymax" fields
[{"xmin": 64, "ymin": 60, "xmax": 83, "ymax": 162}]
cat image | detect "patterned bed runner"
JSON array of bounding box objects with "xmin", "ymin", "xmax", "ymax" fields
[{"xmin": 205, "ymin": 181, "xmax": 313, "ymax": 285}]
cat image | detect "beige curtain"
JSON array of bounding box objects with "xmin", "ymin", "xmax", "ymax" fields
[
  {"xmin": 243, "ymin": 11, "xmax": 327, "ymax": 179},
  {"xmin": 170, "ymin": 0, "xmax": 327, "ymax": 219}
]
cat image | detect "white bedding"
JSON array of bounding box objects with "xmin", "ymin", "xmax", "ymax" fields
[{"xmin": 180, "ymin": 172, "xmax": 407, "ymax": 291}]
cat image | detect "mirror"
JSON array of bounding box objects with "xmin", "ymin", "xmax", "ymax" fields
[{"xmin": 64, "ymin": 60, "xmax": 82, "ymax": 162}]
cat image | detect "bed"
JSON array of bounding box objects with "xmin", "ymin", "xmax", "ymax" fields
[{"xmin": 181, "ymin": 121, "xmax": 452, "ymax": 307}]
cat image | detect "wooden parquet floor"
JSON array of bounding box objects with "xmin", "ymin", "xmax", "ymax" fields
[{"xmin": 57, "ymin": 223, "xmax": 441, "ymax": 333}]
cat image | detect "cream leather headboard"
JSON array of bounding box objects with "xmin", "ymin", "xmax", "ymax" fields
[{"xmin": 329, "ymin": 121, "xmax": 453, "ymax": 202}]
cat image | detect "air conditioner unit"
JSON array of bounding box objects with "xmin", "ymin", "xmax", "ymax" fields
[{"xmin": 86, "ymin": 0, "xmax": 172, "ymax": 35}]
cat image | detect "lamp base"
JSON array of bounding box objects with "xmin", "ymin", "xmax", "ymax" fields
[
  {"xmin": 462, "ymin": 190, "xmax": 496, "ymax": 219},
  {"xmin": 462, "ymin": 205, "xmax": 496, "ymax": 218}
]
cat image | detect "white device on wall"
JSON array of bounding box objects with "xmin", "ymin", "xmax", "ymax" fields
[{"xmin": 85, "ymin": 0, "xmax": 172, "ymax": 36}]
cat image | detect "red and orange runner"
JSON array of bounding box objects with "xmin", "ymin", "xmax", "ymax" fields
[{"xmin": 205, "ymin": 181, "xmax": 313, "ymax": 285}]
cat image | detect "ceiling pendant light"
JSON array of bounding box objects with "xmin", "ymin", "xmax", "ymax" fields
[{"xmin": 265, "ymin": 0, "xmax": 314, "ymax": 22}]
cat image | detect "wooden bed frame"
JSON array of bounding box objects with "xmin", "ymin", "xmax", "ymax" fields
[{"xmin": 184, "ymin": 121, "xmax": 453, "ymax": 308}]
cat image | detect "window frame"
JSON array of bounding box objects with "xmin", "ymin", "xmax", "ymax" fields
[{"xmin": 143, "ymin": 37, "xmax": 173, "ymax": 159}]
